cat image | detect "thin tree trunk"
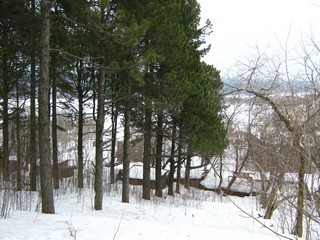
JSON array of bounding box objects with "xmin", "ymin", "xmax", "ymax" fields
[
  {"xmin": 110, "ymin": 101, "xmax": 118, "ymax": 184},
  {"xmin": 16, "ymin": 84, "xmax": 22, "ymax": 191},
  {"xmin": 77, "ymin": 59, "xmax": 84, "ymax": 189},
  {"xmin": 175, "ymin": 126, "xmax": 183, "ymax": 194},
  {"xmin": 51, "ymin": 55, "xmax": 59, "ymax": 190},
  {"xmin": 185, "ymin": 147, "xmax": 192, "ymax": 190},
  {"xmin": 2, "ymin": 52, "xmax": 10, "ymax": 182},
  {"xmin": 39, "ymin": 0, "xmax": 55, "ymax": 214},
  {"xmin": 142, "ymin": 50, "xmax": 153, "ymax": 200},
  {"xmin": 168, "ymin": 120, "xmax": 177, "ymax": 196},
  {"xmin": 217, "ymin": 152, "xmax": 223, "ymax": 192},
  {"xmin": 29, "ymin": 0, "xmax": 38, "ymax": 190},
  {"xmin": 143, "ymin": 97, "xmax": 152, "ymax": 200},
  {"xmin": 122, "ymin": 78, "xmax": 131, "ymax": 203},
  {"xmin": 225, "ymin": 147, "xmax": 250, "ymax": 194},
  {"xmin": 155, "ymin": 114, "xmax": 163, "ymax": 197}
]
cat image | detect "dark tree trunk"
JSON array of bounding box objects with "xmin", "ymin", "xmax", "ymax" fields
[
  {"xmin": 0, "ymin": 20, "xmax": 10, "ymax": 183},
  {"xmin": 110, "ymin": 100, "xmax": 118, "ymax": 184},
  {"xmin": 175, "ymin": 127, "xmax": 183, "ymax": 194},
  {"xmin": 184, "ymin": 147, "xmax": 192, "ymax": 190},
  {"xmin": 122, "ymin": 78, "xmax": 131, "ymax": 203},
  {"xmin": 76, "ymin": 59, "xmax": 84, "ymax": 189},
  {"xmin": 29, "ymin": 0, "xmax": 38, "ymax": 190},
  {"xmin": 1, "ymin": 53, "xmax": 10, "ymax": 182},
  {"xmin": 16, "ymin": 84, "xmax": 22, "ymax": 191},
  {"xmin": 143, "ymin": 97, "xmax": 152, "ymax": 200},
  {"xmin": 51, "ymin": 54, "xmax": 59, "ymax": 190},
  {"xmin": 39, "ymin": 0, "xmax": 55, "ymax": 214},
  {"xmin": 155, "ymin": 114, "xmax": 163, "ymax": 197},
  {"xmin": 168, "ymin": 120, "xmax": 177, "ymax": 196}
]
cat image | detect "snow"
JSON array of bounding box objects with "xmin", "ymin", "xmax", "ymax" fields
[
  {"xmin": 2, "ymin": 93, "xmax": 316, "ymax": 240},
  {"xmin": 0, "ymin": 186, "xmax": 294, "ymax": 240}
]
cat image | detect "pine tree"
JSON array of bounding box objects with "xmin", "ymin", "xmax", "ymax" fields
[{"xmin": 0, "ymin": 0, "xmax": 35, "ymax": 186}]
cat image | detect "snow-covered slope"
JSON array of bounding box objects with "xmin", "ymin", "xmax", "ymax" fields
[{"xmin": 0, "ymin": 187, "xmax": 295, "ymax": 240}]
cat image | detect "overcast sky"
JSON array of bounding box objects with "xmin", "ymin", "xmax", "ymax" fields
[{"xmin": 198, "ymin": 0, "xmax": 320, "ymax": 74}]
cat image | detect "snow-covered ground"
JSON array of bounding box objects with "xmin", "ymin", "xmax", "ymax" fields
[{"xmin": 0, "ymin": 185, "xmax": 295, "ymax": 240}]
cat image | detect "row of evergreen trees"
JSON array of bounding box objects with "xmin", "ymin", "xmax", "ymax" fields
[{"xmin": 0, "ymin": 0, "xmax": 226, "ymax": 213}]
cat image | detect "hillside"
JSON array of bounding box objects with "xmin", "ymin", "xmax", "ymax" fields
[{"xmin": 0, "ymin": 186, "xmax": 293, "ymax": 240}]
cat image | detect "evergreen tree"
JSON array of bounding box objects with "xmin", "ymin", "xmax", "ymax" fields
[
  {"xmin": 0, "ymin": 0, "xmax": 42, "ymax": 191},
  {"xmin": 0, "ymin": 0, "xmax": 32, "ymax": 184},
  {"xmin": 51, "ymin": 0, "xmax": 93, "ymax": 189},
  {"xmin": 134, "ymin": 0, "xmax": 225, "ymax": 196}
]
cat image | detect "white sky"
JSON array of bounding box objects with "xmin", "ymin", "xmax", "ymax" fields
[{"xmin": 198, "ymin": 0, "xmax": 320, "ymax": 74}]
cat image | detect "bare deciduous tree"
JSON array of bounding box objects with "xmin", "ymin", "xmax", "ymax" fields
[{"xmin": 227, "ymin": 41, "xmax": 320, "ymax": 237}]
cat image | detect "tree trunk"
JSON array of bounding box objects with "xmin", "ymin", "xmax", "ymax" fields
[
  {"xmin": 51, "ymin": 54, "xmax": 59, "ymax": 190},
  {"xmin": 39, "ymin": 0, "xmax": 55, "ymax": 214},
  {"xmin": 122, "ymin": 78, "xmax": 131, "ymax": 203},
  {"xmin": 155, "ymin": 114, "xmax": 163, "ymax": 197},
  {"xmin": 0, "ymin": 21, "xmax": 10, "ymax": 183},
  {"xmin": 168, "ymin": 120, "xmax": 177, "ymax": 196},
  {"xmin": 225, "ymin": 140, "xmax": 250, "ymax": 194},
  {"xmin": 293, "ymin": 140, "xmax": 306, "ymax": 237},
  {"xmin": 1, "ymin": 51, "xmax": 10, "ymax": 183},
  {"xmin": 175, "ymin": 126, "xmax": 183, "ymax": 194},
  {"xmin": 142, "ymin": 97, "xmax": 152, "ymax": 200},
  {"xmin": 77, "ymin": 59, "xmax": 84, "ymax": 189},
  {"xmin": 259, "ymin": 171, "xmax": 270, "ymax": 209},
  {"xmin": 94, "ymin": 48, "xmax": 105, "ymax": 211},
  {"xmin": 184, "ymin": 147, "xmax": 192, "ymax": 190},
  {"xmin": 264, "ymin": 173, "xmax": 283, "ymax": 219},
  {"xmin": 246, "ymin": 90, "xmax": 306, "ymax": 237},
  {"xmin": 16, "ymin": 84, "xmax": 22, "ymax": 191},
  {"xmin": 110, "ymin": 100, "xmax": 118, "ymax": 184},
  {"xmin": 29, "ymin": 0, "xmax": 38, "ymax": 191},
  {"xmin": 217, "ymin": 152, "xmax": 223, "ymax": 192}
]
